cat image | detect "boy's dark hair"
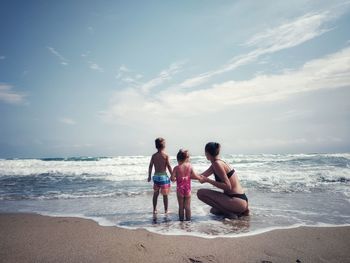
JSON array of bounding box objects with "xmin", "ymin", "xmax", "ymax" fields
[
  {"xmin": 155, "ymin": 137, "xmax": 165, "ymax": 150},
  {"xmin": 205, "ymin": 142, "xmax": 221, "ymax": 157},
  {"xmin": 177, "ymin": 149, "xmax": 189, "ymax": 162}
]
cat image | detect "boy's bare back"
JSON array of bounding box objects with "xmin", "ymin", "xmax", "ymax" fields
[{"xmin": 152, "ymin": 151, "xmax": 169, "ymax": 173}]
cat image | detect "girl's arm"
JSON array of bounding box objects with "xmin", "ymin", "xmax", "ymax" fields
[
  {"xmin": 200, "ymin": 162, "xmax": 231, "ymax": 191},
  {"xmin": 190, "ymin": 167, "xmax": 201, "ymax": 180},
  {"xmin": 170, "ymin": 167, "xmax": 177, "ymax": 182},
  {"xmin": 166, "ymin": 155, "xmax": 173, "ymax": 176},
  {"xmin": 148, "ymin": 156, "xmax": 154, "ymax": 182}
]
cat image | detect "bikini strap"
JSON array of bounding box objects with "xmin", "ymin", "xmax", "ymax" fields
[{"xmin": 217, "ymin": 159, "xmax": 232, "ymax": 171}]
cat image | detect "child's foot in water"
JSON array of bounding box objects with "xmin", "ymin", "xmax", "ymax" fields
[{"xmin": 153, "ymin": 209, "xmax": 158, "ymax": 214}]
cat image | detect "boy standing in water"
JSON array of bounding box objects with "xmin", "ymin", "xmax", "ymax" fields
[{"xmin": 148, "ymin": 138, "xmax": 173, "ymax": 214}]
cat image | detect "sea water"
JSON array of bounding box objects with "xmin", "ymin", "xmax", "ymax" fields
[{"xmin": 0, "ymin": 154, "xmax": 349, "ymax": 238}]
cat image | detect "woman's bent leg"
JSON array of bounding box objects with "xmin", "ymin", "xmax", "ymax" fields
[
  {"xmin": 197, "ymin": 189, "xmax": 247, "ymax": 215},
  {"xmin": 210, "ymin": 207, "xmax": 224, "ymax": 215}
]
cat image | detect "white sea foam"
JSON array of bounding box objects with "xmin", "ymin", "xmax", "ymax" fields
[{"xmin": 0, "ymin": 153, "xmax": 350, "ymax": 237}]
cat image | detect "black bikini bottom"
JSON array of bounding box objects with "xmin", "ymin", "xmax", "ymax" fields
[{"xmin": 226, "ymin": 193, "xmax": 248, "ymax": 202}]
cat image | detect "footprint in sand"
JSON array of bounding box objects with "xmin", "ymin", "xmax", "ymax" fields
[
  {"xmin": 136, "ymin": 242, "xmax": 147, "ymax": 252},
  {"xmin": 187, "ymin": 255, "xmax": 216, "ymax": 263}
]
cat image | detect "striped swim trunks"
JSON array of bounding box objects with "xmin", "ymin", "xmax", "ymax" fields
[{"xmin": 153, "ymin": 172, "xmax": 171, "ymax": 191}]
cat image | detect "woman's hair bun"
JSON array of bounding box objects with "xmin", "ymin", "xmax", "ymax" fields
[{"xmin": 205, "ymin": 142, "xmax": 221, "ymax": 157}]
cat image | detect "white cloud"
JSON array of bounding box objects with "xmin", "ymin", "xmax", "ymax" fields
[
  {"xmin": 141, "ymin": 61, "xmax": 185, "ymax": 93},
  {"xmin": 89, "ymin": 61, "xmax": 104, "ymax": 72},
  {"xmin": 47, "ymin": 46, "xmax": 69, "ymax": 66},
  {"xmin": 273, "ymin": 109, "xmax": 313, "ymax": 121},
  {"xmin": 0, "ymin": 84, "xmax": 26, "ymax": 104},
  {"xmin": 115, "ymin": 65, "xmax": 130, "ymax": 80},
  {"xmin": 180, "ymin": 46, "xmax": 350, "ymax": 110},
  {"xmin": 59, "ymin": 117, "xmax": 76, "ymax": 125},
  {"xmin": 115, "ymin": 62, "xmax": 185, "ymax": 91},
  {"xmin": 244, "ymin": 12, "xmax": 332, "ymax": 49},
  {"xmin": 237, "ymin": 138, "xmax": 309, "ymax": 148},
  {"xmin": 180, "ymin": 11, "xmax": 336, "ymax": 88},
  {"xmin": 119, "ymin": 65, "xmax": 130, "ymax": 72},
  {"xmin": 235, "ymin": 136, "xmax": 343, "ymax": 150},
  {"xmin": 103, "ymin": 46, "xmax": 350, "ymax": 125},
  {"xmin": 121, "ymin": 77, "xmax": 141, "ymax": 85},
  {"xmin": 115, "ymin": 65, "xmax": 145, "ymax": 83},
  {"xmin": 52, "ymin": 143, "xmax": 93, "ymax": 149}
]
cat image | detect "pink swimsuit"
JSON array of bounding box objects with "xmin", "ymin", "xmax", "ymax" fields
[{"xmin": 176, "ymin": 164, "xmax": 191, "ymax": 196}]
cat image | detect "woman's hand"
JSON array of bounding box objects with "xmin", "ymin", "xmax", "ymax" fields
[{"xmin": 199, "ymin": 175, "xmax": 207, "ymax": 184}]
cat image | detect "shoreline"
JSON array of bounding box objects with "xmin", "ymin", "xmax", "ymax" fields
[
  {"xmin": 1, "ymin": 213, "xmax": 350, "ymax": 262},
  {"xmin": 25, "ymin": 210, "xmax": 350, "ymax": 239}
]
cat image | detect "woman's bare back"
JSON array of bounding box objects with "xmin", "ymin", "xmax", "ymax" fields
[{"xmin": 217, "ymin": 160, "xmax": 244, "ymax": 194}]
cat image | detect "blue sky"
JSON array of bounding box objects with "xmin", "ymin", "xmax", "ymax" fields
[{"xmin": 1, "ymin": 0, "xmax": 350, "ymax": 157}]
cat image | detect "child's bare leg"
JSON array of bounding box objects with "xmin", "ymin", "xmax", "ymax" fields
[
  {"xmin": 163, "ymin": 194, "xmax": 168, "ymax": 213},
  {"xmin": 184, "ymin": 196, "xmax": 191, "ymax": 221},
  {"xmin": 177, "ymin": 193, "xmax": 185, "ymax": 221},
  {"xmin": 153, "ymin": 190, "xmax": 159, "ymax": 213}
]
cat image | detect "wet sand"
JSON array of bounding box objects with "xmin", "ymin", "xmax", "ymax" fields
[{"xmin": 0, "ymin": 213, "xmax": 349, "ymax": 263}]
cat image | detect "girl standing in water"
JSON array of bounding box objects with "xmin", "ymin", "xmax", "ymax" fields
[{"xmin": 171, "ymin": 149, "xmax": 200, "ymax": 221}]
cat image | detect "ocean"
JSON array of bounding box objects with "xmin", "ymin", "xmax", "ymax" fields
[{"xmin": 0, "ymin": 153, "xmax": 349, "ymax": 238}]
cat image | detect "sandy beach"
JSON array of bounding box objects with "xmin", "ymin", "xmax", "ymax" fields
[{"xmin": 0, "ymin": 213, "xmax": 349, "ymax": 263}]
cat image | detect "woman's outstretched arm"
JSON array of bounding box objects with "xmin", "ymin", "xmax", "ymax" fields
[
  {"xmin": 200, "ymin": 166, "xmax": 214, "ymax": 177},
  {"xmin": 200, "ymin": 162, "xmax": 231, "ymax": 191}
]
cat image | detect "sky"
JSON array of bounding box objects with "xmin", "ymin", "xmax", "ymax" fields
[{"xmin": 0, "ymin": 0, "xmax": 350, "ymax": 158}]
